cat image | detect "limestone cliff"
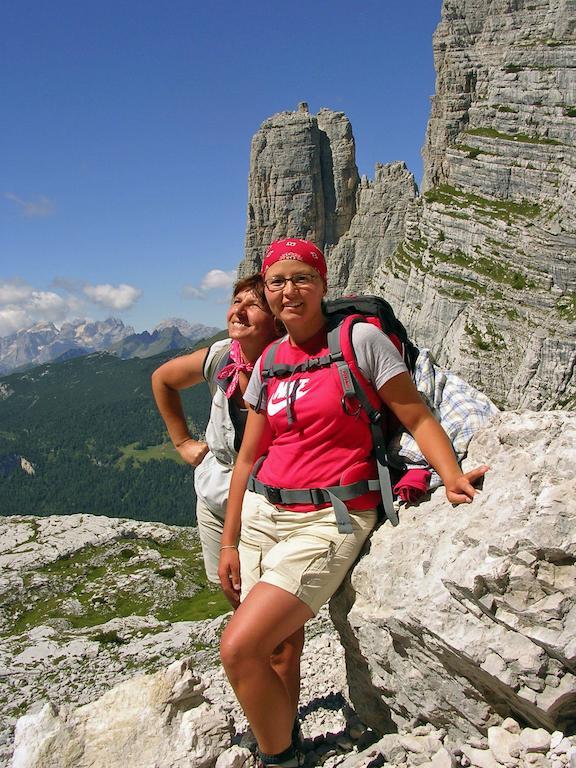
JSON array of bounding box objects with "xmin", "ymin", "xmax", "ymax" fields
[
  {"xmin": 238, "ymin": 0, "xmax": 575, "ymax": 411},
  {"xmin": 408, "ymin": 0, "xmax": 576, "ymax": 409}
]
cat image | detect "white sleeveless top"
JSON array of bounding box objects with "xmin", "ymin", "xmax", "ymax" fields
[{"xmin": 193, "ymin": 339, "xmax": 247, "ymax": 515}]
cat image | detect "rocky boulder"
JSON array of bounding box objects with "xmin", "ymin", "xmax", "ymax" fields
[
  {"xmin": 6, "ymin": 413, "xmax": 576, "ymax": 766},
  {"xmin": 11, "ymin": 659, "xmax": 232, "ymax": 768},
  {"xmin": 330, "ymin": 411, "xmax": 576, "ymax": 743}
]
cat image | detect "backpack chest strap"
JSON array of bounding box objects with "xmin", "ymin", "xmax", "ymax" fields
[
  {"xmin": 264, "ymin": 353, "xmax": 339, "ymax": 378},
  {"xmin": 256, "ymin": 339, "xmax": 339, "ymax": 412}
]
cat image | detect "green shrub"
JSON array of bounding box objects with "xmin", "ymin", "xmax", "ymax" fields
[
  {"xmin": 424, "ymin": 184, "xmax": 541, "ymax": 221},
  {"xmin": 92, "ymin": 629, "xmax": 126, "ymax": 645},
  {"xmin": 465, "ymin": 127, "xmax": 563, "ymax": 146},
  {"xmin": 511, "ymin": 272, "xmax": 526, "ymax": 289},
  {"xmin": 157, "ymin": 565, "xmax": 177, "ymax": 578},
  {"xmin": 557, "ymin": 293, "xmax": 576, "ymax": 321}
]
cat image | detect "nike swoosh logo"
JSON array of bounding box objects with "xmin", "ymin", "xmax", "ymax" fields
[{"xmin": 267, "ymin": 379, "xmax": 311, "ymax": 417}]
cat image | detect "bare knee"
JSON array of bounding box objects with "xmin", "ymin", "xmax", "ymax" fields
[
  {"xmin": 220, "ymin": 585, "xmax": 311, "ymax": 680},
  {"xmin": 220, "ymin": 623, "xmax": 265, "ymax": 677}
]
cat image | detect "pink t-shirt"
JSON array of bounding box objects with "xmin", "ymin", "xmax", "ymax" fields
[{"xmin": 245, "ymin": 325, "xmax": 406, "ymax": 511}]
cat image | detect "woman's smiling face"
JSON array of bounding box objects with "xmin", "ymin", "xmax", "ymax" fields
[
  {"xmin": 264, "ymin": 260, "xmax": 326, "ymax": 327},
  {"xmin": 226, "ymin": 289, "xmax": 276, "ymax": 345}
]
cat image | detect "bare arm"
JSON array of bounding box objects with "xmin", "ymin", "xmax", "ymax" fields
[
  {"xmin": 378, "ymin": 372, "xmax": 488, "ymax": 504},
  {"xmin": 151, "ymin": 348, "xmax": 210, "ymax": 467},
  {"xmin": 218, "ymin": 406, "xmax": 269, "ymax": 608}
]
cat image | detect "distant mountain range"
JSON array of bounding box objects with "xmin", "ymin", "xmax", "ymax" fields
[{"xmin": 0, "ymin": 318, "xmax": 222, "ymax": 375}]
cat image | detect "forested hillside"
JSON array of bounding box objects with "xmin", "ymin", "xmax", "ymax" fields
[{"xmin": 0, "ymin": 345, "xmax": 217, "ymax": 525}]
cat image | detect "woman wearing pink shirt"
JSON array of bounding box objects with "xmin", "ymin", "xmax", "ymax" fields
[{"xmin": 218, "ymin": 239, "xmax": 488, "ymax": 768}]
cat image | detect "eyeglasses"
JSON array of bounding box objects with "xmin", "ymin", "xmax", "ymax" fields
[{"xmin": 264, "ymin": 274, "xmax": 318, "ymax": 292}]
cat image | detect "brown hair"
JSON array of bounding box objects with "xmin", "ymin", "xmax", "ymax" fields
[{"xmin": 232, "ymin": 274, "xmax": 270, "ymax": 313}]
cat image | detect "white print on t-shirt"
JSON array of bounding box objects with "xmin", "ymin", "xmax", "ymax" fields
[{"xmin": 267, "ymin": 378, "xmax": 312, "ymax": 416}]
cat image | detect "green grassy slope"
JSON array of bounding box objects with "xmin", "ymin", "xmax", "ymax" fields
[{"xmin": 0, "ymin": 346, "xmax": 215, "ymax": 525}]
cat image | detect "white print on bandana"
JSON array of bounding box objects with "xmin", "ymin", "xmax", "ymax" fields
[{"xmin": 267, "ymin": 378, "xmax": 312, "ymax": 417}]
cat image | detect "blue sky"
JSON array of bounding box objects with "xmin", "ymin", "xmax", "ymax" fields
[{"xmin": 1, "ymin": 0, "xmax": 441, "ymax": 335}]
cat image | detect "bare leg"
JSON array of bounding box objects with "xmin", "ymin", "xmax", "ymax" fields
[{"xmin": 220, "ymin": 582, "xmax": 313, "ymax": 755}]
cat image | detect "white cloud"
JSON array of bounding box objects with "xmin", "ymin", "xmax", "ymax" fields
[
  {"xmin": 0, "ymin": 281, "xmax": 78, "ymax": 336},
  {"xmin": 83, "ymin": 283, "xmax": 142, "ymax": 310},
  {"xmin": 201, "ymin": 269, "xmax": 236, "ymax": 291},
  {"xmin": 0, "ymin": 307, "xmax": 32, "ymax": 337},
  {"xmin": 0, "ymin": 281, "xmax": 33, "ymax": 306},
  {"xmin": 0, "ymin": 278, "xmax": 136, "ymax": 337},
  {"xmin": 28, "ymin": 291, "xmax": 70, "ymax": 322},
  {"xmin": 183, "ymin": 269, "xmax": 236, "ymax": 300},
  {"xmin": 4, "ymin": 192, "xmax": 56, "ymax": 218},
  {"xmin": 182, "ymin": 285, "xmax": 202, "ymax": 299}
]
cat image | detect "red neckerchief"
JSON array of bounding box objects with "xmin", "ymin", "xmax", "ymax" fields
[{"xmin": 216, "ymin": 340, "xmax": 254, "ymax": 399}]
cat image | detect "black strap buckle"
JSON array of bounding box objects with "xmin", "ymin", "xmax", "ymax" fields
[
  {"xmin": 264, "ymin": 485, "xmax": 283, "ymax": 505},
  {"xmin": 309, "ymin": 488, "xmax": 328, "ymax": 505},
  {"xmin": 304, "ymin": 356, "xmax": 325, "ymax": 371}
]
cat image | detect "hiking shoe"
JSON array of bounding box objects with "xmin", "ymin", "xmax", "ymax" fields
[
  {"xmin": 257, "ymin": 743, "xmax": 304, "ymax": 767},
  {"xmin": 256, "ymin": 755, "xmax": 303, "ymax": 768}
]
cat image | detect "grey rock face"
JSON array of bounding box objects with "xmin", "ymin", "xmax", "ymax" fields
[
  {"xmin": 316, "ymin": 108, "xmax": 360, "ymax": 245},
  {"xmin": 238, "ymin": 0, "xmax": 575, "ymax": 410},
  {"xmin": 329, "ymin": 411, "xmax": 576, "ymax": 742},
  {"xmin": 327, "ymin": 162, "xmax": 419, "ymax": 295},
  {"xmin": 422, "ymin": 0, "xmax": 576, "ymax": 193},
  {"xmin": 241, "ymin": 103, "xmax": 359, "ymax": 275},
  {"xmin": 410, "ymin": 0, "xmax": 576, "ymax": 409}
]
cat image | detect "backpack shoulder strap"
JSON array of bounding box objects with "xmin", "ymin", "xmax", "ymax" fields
[
  {"xmin": 260, "ymin": 338, "xmax": 284, "ymax": 378},
  {"xmin": 203, "ymin": 340, "xmax": 232, "ymax": 397},
  {"xmin": 254, "ymin": 338, "xmax": 284, "ymax": 412},
  {"xmin": 330, "ymin": 314, "xmax": 399, "ymax": 527},
  {"xmin": 329, "ymin": 315, "xmax": 381, "ymax": 421}
]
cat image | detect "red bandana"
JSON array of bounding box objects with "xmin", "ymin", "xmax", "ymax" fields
[
  {"xmin": 217, "ymin": 340, "xmax": 254, "ymax": 399},
  {"xmin": 262, "ymin": 238, "xmax": 327, "ymax": 279}
]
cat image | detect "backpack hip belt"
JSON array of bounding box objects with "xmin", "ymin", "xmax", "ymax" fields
[{"xmin": 247, "ymin": 466, "xmax": 383, "ymax": 535}]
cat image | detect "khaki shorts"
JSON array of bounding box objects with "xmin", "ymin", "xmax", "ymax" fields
[
  {"xmin": 196, "ymin": 496, "xmax": 225, "ymax": 584},
  {"xmin": 239, "ymin": 491, "xmax": 377, "ymax": 615}
]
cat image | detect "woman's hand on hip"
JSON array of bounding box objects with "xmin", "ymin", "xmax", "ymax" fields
[
  {"xmin": 177, "ymin": 439, "xmax": 209, "ymax": 467},
  {"xmin": 218, "ymin": 548, "xmax": 241, "ymax": 609}
]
